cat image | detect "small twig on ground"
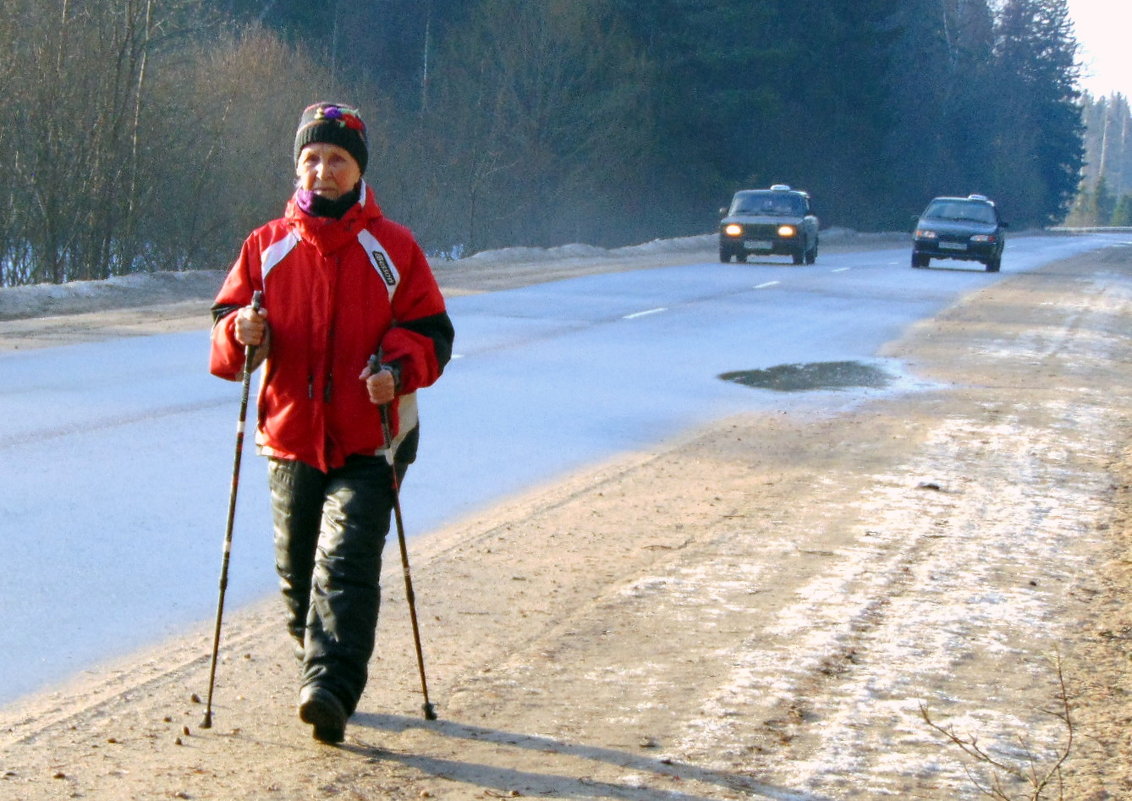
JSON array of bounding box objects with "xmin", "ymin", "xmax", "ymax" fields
[{"xmin": 920, "ymin": 652, "xmax": 1072, "ymax": 801}]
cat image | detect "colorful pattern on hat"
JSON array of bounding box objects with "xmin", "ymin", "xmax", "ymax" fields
[
  {"xmin": 313, "ymin": 104, "xmax": 366, "ymax": 131},
  {"xmin": 294, "ymin": 102, "xmax": 368, "ymax": 175}
]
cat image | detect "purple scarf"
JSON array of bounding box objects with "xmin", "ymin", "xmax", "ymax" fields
[{"xmin": 295, "ymin": 184, "xmax": 361, "ymax": 219}]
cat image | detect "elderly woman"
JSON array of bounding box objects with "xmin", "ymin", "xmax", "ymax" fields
[{"xmin": 210, "ymin": 102, "xmax": 454, "ymax": 744}]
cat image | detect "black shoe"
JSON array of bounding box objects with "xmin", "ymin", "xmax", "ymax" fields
[{"xmin": 298, "ymin": 685, "xmax": 347, "ymax": 744}]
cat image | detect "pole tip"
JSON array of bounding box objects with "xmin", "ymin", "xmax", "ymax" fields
[{"xmin": 422, "ymin": 702, "xmax": 437, "ymax": 721}]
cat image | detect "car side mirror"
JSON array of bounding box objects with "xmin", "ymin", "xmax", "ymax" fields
[{"xmin": 719, "ymin": 207, "xmax": 728, "ymax": 216}]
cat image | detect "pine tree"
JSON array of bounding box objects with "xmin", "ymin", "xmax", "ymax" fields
[
  {"xmin": 1111, "ymin": 194, "xmax": 1132, "ymax": 225},
  {"xmin": 993, "ymin": 0, "xmax": 1084, "ymax": 224}
]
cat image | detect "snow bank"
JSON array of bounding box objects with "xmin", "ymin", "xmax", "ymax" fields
[
  {"xmin": 0, "ymin": 229, "xmax": 904, "ymax": 321},
  {"xmin": 0, "ymin": 270, "xmax": 226, "ymax": 321}
]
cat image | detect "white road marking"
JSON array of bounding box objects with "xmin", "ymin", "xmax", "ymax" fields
[
  {"xmin": 754, "ymin": 281, "xmax": 780, "ymax": 289},
  {"xmin": 623, "ymin": 307, "xmax": 667, "ymax": 320}
]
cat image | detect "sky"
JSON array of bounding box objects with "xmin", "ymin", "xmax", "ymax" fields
[{"xmin": 1068, "ymin": 0, "xmax": 1130, "ymax": 98}]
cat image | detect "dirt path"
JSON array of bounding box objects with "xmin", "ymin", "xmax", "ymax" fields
[{"xmin": 2, "ymin": 243, "xmax": 1131, "ymax": 800}]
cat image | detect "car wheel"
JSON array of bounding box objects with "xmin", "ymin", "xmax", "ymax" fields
[
  {"xmin": 792, "ymin": 249, "xmax": 804, "ymax": 265},
  {"xmin": 719, "ymin": 248, "xmax": 732, "ymax": 263},
  {"xmin": 912, "ymin": 252, "xmax": 929, "ymax": 268},
  {"xmin": 736, "ymin": 251, "xmax": 748, "ymax": 263},
  {"xmin": 804, "ymin": 240, "xmax": 817, "ymax": 265},
  {"xmin": 986, "ymin": 256, "xmax": 1000, "ymax": 273}
]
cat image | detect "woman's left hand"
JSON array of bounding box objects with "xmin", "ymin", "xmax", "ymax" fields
[{"xmin": 360, "ymin": 364, "xmax": 396, "ymax": 405}]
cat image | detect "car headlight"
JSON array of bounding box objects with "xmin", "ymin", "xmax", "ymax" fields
[
  {"xmin": 777, "ymin": 225, "xmax": 797, "ymax": 237},
  {"xmin": 915, "ymin": 229, "xmax": 938, "ymax": 239},
  {"xmin": 970, "ymin": 234, "xmax": 996, "ymax": 243},
  {"xmin": 723, "ymin": 223, "xmax": 743, "ymax": 237}
]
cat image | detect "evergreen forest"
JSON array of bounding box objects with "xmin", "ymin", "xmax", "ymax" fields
[
  {"xmin": 0, "ymin": 0, "xmax": 1115, "ymax": 287},
  {"xmin": 1067, "ymin": 93, "xmax": 1132, "ymax": 226}
]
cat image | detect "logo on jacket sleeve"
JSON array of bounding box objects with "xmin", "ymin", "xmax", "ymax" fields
[
  {"xmin": 357, "ymin": 230, "xmax": 401, "ymax": 299},
  {"xmin": 372, "ymin": 251, "xmax": 396, "ymax": 286}
]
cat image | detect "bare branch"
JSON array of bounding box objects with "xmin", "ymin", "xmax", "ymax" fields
[{"xmin": 920, "ymin": 652, "xmax": 1074, "ymax": 801}]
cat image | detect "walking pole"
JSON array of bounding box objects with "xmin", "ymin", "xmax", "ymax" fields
[
  {"xmin": 370, "ymin": 354, "xmax": 438, "ymax": 721},
  {"xmin": 202, "ymin": 290, "xmax": 262, "ymax": 729}
]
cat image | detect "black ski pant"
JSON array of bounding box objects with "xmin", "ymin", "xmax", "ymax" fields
[{"xmin": 267, "ymin": 453, "xmax": 404, "ymax": 715}]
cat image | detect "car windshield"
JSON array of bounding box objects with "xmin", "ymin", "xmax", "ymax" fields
[
  {"xmin": 732, "ymin": 193, "xmax": 805, "ymax": 216},
  {"xmin": 923, "ymin": 200, "xmax": 996, "ymax": 224}
]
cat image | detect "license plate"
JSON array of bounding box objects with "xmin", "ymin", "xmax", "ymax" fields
[
  {"xmin": 744, "ymin": 240, "xmax": 772, "ymax": 250},
  {"xmin": 939, "ymin": 242, "xmax": 967, "ymax": 251}
]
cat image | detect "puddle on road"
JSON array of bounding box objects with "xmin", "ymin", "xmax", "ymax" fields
[{"xmin": 719, "ymin": 361, "xmax": 893, "ymax": 392}]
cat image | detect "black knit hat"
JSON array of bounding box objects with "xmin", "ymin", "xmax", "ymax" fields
[{"xmin": 293, "ymin": 102, "xmax": 368, "ymax": 175}]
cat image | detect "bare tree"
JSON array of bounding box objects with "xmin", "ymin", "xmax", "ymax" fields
[
  {"xmin": 140, "ymin": 24, "xmax": 349, "ymax": 270},
  {"xmin": 0, "ymin": 1, "xmax": 363, "ymax": 285},
  {"xmin": 0, "ymin": 0, "xmax": 215, "ymax": 284},
  {"xmin": 418, "ymin": 0, "xmax": 654, "ymax": 253}
]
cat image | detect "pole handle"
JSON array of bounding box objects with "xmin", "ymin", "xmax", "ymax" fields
[
  {"xmin": 368, "ymin": 351, "xmax": 398, "ymax": 466},
  {"xmin": 243, "ymin": 291, "xmax": 264, "ymax": 376}
]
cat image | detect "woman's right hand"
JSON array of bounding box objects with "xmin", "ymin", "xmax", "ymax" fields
[{"xmin": 234, "ymin": 304, "xmax": 268, "ymax": 347}]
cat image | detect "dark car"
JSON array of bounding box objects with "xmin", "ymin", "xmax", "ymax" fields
[
  {"xmin": 719, "ymin": 185, "xmax": 819, "ymax": 265},
  {"xmin": 911, "ymin": 194, "xmax": 1007, "ymax": 272}
]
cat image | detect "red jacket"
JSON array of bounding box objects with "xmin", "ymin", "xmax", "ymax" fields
[{"xmin": 210, "ymin": 182, "xmax": 453, "ymax": 471}]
